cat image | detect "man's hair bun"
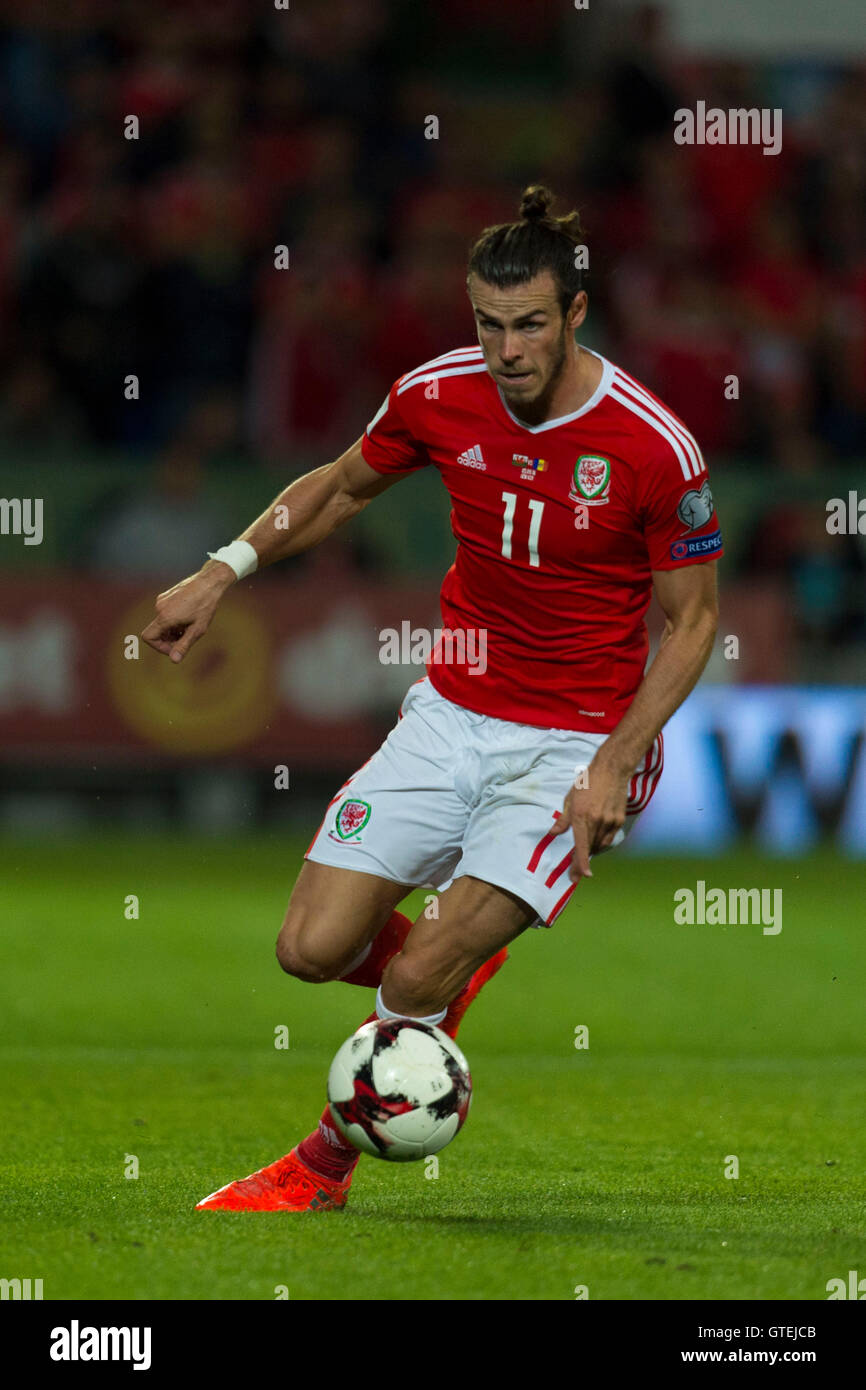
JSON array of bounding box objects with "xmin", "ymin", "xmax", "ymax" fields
[{"xmin": 519, "ymin": 184, "xmax": 554, "ymax": 223}]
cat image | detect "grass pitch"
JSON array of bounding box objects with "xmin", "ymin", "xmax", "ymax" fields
[{"xmin": 1, "ymin": 835, "xmax": 863, "ymax": 1300}]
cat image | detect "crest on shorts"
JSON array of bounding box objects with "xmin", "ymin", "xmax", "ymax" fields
[
  {"xmin": 570, "ymin": 454, "xmax": 611, "ymax": 505},
  {"xmin": 334, "ymin": 798, "xmax": 371, "ymax": 840}
]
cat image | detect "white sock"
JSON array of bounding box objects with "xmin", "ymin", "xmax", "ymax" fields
[
  {"xmin": 337, "ymin": 941, "xmax": 372, "ymax": 979},
  {"xmin": 375, "ymin": 985, "xmax": 446, "ymax": 1027}
]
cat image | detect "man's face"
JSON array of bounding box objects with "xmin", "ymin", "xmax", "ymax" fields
[{"xmin": 467, "ymin": 271, "xmax": 581, "ymax": 407}]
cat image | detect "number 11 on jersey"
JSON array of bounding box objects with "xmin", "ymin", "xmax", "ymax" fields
[{"xmin": 501, "ymin": 491, "xmax": 544, "ymax": 568}]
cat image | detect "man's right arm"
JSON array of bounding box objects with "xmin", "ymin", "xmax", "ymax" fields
[{"xmin": 141, "ymin": 435, "xmax": 411, "ymax": 663}]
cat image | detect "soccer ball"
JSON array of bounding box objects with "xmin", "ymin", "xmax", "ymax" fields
[{"xmin": 327, "ymin": 1019, "xmax": 472, "ymax": 1162}]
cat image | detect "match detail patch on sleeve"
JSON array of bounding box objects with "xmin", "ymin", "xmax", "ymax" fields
[{"xmin": 670, "ymin": 528, "xmax": 723, "ymax": 561}]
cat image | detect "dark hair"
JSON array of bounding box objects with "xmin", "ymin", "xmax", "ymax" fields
[{"xmin": 467, "ymin": 184, "xmax": 587, "ymax": 317}]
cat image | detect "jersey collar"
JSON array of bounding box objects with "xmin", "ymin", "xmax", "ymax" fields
[{"xmin": 495, "ymin": 349, "xmax": 614, "ymax": 434}]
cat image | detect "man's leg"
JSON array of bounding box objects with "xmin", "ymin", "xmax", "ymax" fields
[
  {"xmin": 197, "ymin": 679, "xmax": 518, "ymax": 1210},
  {"xmin": 291, "ymin": 873, "xmax": 523, "ymax": 1186},
  {"xmin": 286, "ymin": 869, "xmax": 517, "ymax": 1181},
  {"xmin": 196, "ymin": 872, "xmax": 520, "ymax": 1210},
  {"xmin": 196, "ymin": 860, "xmax": 412, "ymax": 1211},
  {"xmin": 378, "ymin": 875, "xmax": 533, "ymax": 1019},
  {"xmin": 275, "ymin": 864, "xmax": 529, "ymax": 1026},
  {"xmin": 274, "ymin": 859, "xmax": 412, "ymax": 984},
  {"xmin": 271, "ymin": 859, "xmax": 415, "ymax": 1187}
]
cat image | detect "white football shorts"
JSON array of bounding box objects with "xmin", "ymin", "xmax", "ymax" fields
[{"xmin": 305, "ymin": 677, "xmax": 663, "ymax": 928}]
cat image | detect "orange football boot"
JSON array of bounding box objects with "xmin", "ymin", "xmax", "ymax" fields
[{"xmin": 195, "ymin": 1147, "xmax": 350, "ymax": 1212}]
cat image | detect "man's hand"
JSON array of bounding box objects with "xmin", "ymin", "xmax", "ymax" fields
[
  {"xmin": 141, "ymin": 561, "xmax": 236, "ymax": 663},
  {"xmin": 551, "ymin": 749, "xmax": 632, "ymax": 882},
  {"xmin": 550, "ymin": 563, "xmax": 718, "ymax": 883},
  {"xmin": 138, "ymin": 438, "xmax": 416, "ymax": 666}
]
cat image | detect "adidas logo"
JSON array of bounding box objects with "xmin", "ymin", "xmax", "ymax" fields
[{"xmin": 456, "ymin": 445, "xmax": 486, "ymax": 470}]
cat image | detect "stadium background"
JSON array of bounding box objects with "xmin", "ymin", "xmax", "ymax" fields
[
  {"xmin": 0, "ymin": 0, "xmax": 864, "ymax": 849},
  {"xmin": 1, "ymin": 0, "xmax": 865, "ymax": 1306}
]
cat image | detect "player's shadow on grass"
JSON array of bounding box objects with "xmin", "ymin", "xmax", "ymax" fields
[
  {"xmin": 362, "ymin": 1200, "xmax": 845, "ymax": 1260},
  {"xmin": 381, "ymin": 1211, "xmax": 598, "ymax": 1236}
]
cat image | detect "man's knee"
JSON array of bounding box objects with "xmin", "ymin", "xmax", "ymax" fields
[
  {"xmin": 275, "ymin": 861, "xmax": 404, "ymax": 984},
  {"xmin": 276, "ymin": 915, "xmax": 342, "ymax": 983},
  {"xmin": 383, "ymin": 947, "xmax": 466, "ymax": 1013}
]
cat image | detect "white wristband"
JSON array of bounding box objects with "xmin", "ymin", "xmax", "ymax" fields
[{"xmin": 207, "ymin": 540, "xmax": 258, "ymax": 580}]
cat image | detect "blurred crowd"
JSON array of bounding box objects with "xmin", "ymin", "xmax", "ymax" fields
[{"xmin": 0, "ymin": 0, "xmax": 864, "ymax": 671}]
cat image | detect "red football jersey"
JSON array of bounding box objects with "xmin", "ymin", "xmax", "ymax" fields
[{"xmin": 361, "ymin": 346, "xmax": 723, "ymax": 733}]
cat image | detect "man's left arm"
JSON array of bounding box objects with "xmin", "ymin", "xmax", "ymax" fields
[{"xmin": 553, "ymin": 560, "xmax": 719, "ymax": 880}]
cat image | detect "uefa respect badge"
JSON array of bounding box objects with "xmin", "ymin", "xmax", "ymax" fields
[
  {"xmin": 333, "ymin": 798, "xmax": 371, "ymax": 841},
  {"xmin": 569, "ymin": 454, "xmax": 611, "ymax": 505}
]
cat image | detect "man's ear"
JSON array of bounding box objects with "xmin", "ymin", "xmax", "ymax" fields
[{"xmin": 567, "ymin": 290, "xmax": 588, "ymax": 332}]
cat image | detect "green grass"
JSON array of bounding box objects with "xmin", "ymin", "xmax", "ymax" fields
[{"xmin": 1, "ymin": 837, "xmax": 864, "ymax": 1300}]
